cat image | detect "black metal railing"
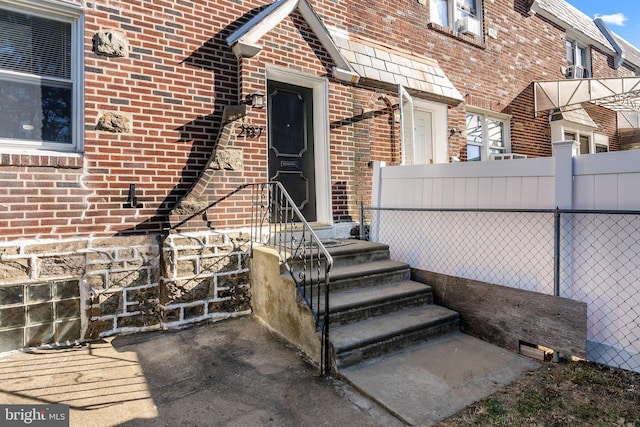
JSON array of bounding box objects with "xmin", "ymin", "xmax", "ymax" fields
[
  {"xmin": 172, "ymin": 182, "xmax": 334, "ymax": 375},
  {"xmin": 249, "ymin": 182, "xmax": 334, "ymax": 375},
  {"xmin": 360, "ymin": 203, "xmax": 640, "ymax": 373}
]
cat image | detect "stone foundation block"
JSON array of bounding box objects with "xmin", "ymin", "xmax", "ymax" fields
[
  {"xmin": 39, "ymin": 255, "xmax": 85, "ymax": 278},
  {"xmin": 184, "ymin": 304, "xmax": 205, "ymax": 319},
  {"xmin": 92, "ymin": 30, "xmax": 129, "ymax": 57},
  {"xmin": 0, "ymin": 260, "xmax": 29, "ymax": 283}
]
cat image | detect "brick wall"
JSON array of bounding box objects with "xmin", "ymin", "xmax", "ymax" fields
[
  {"xmin": 82, "ymin": 0, "xmax": 243, "ymax": 237},
  {"xmin": 591, "ymin": 46, "xmax": 637, "ymax": 78},
  {"xmin": 584, "ymin": 104, "xmax": 621, "ymax": 152},
  {"xmin": 313, "ymin": 0, "xmax": 634, "ymax": 160},
  {"xmin": 1, "ymin": 0, "xmax": 633, "ymax": 240},
  {"xmin": 1, "ymin": 0, "xmax": 636, "ymax": 351},
  {"xmin": 0, "ymin": 157, "xmax": 87, "ymax": 241},
  {"xmin": 1, "ymin": 0, "xmax": 249, "ymax": 242},
  {"xmin": 318, "ymin": 0, "xmax": 562, "ymax": 158}
]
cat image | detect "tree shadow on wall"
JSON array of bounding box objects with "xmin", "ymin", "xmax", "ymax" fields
[
  {"xmin": 291, "ymin": 11, "xmax": 336, "ymax": 76},
  {"xmin": 506, "ymin": 82, "xmax": 552, "ymax": 157},
  {"xmin": 115, "ymin": 6, "xmax": 272, "ymax": 236}
]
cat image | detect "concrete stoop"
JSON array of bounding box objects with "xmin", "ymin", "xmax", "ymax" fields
[
  {"xmin": 320, "ymin": 240, "xmax": 459, "ymax": 369},
  {"xmin": 320, "ymin": 240, "xmax": 539, "ymax": 426}
]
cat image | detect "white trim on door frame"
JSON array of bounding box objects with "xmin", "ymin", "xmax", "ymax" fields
[
  {"xmin": 413, "ymin": 98, "xmax": 448, "ymax": 164},
  {"xmin": 266, "ymin": 66, "xmax": 332, "ymax": 226}
]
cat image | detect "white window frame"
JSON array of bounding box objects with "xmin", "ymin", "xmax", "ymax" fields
[
  {"xmin": 550, "ymin": 119, "xmax": 597, "ymax": 155},
  {"xmin": 566, "ymin": 37, "xmax": 591, "ymax": 78},
  {"xmin": 562, "ymin": 130, "xmax": 592, "ymax": 155},
  {"xmin": 560, "ymin": 130, "xmax": 609, "ymax": 155},
  {"xmin": 465, "ymin": 108, "xmax": 511, "ymax": 161},
  {"xmin": 0, "ymin": 0, "xmax": 84, "ymax": 154},
  {"xmin": 430, "ymin": 0, "xmax": 482, "ymax": 34}
]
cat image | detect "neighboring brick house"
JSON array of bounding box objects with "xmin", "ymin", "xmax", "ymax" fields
[{"xmin": 1, "ymin": 0, "xmax": 639, "ymax": 352}]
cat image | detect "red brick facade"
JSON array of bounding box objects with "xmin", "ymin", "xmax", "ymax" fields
[
  {"xmin": 0, "ymin": 0, "xmax": 635, "ymax": 240},
  {"xmin": 1, "ymin": 0, "xmax": 638, "ymax": 351}
]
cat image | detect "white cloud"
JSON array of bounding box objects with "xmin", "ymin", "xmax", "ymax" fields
[{"xmin": 595, "ymin": 13, "xmax": 628, "ymax": 26}]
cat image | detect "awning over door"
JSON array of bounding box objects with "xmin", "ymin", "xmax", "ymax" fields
[
  {"xmin": 226, "ymin": 0, "xmax": 464, "ymax": 103},
  {"xmin": 550, "ymin": 105, "xmax": 597, "ymax": 128},
  {"xmin": 226, "ymin": 0, "xmax": 360, "ymax": 83},
  {"xmin": 534, "ymin": 77, "xmax": 640, "ymax": 147},
  {"xmin": 330, "ymin": 30, "xmax": 464, "ymax": 106}
]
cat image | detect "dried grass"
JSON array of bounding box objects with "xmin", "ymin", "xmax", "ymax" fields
[{"xmin": 436, "ymin": 360, "xmax": 640, "ymax": 426}]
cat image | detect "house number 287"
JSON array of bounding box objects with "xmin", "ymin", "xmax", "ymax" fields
[{"xmin": 239, "ymin": 123, "xmax": 263, "ymax": 138}]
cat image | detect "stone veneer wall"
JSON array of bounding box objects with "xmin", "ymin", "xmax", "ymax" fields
[
  {"xmin": 0, "ymin": 232, "xmax": 251, "ymax": 352},
  {"xmin": 82, "ymin": 235, "xmax": 162, "ymax": 339},
  {"xmin": 160, "ymin": 231, "xmax": 251, "ymax": 328}
]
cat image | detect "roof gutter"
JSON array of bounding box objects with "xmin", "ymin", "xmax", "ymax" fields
[{"xmin": 594, "ymin": 18, "xmax": 625, "ymax": 69}]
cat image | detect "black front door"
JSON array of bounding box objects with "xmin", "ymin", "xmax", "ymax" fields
[{"xmin": 267, "ymin": 81, "xmax": 316, "ymax": 221}]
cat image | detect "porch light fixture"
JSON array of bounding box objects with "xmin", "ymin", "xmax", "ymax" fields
[{"xmin": 246, "ymin": 91, "xmax": 265, "ymax": 109}]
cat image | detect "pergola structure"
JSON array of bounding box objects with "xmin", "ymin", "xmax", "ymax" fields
[{"xmin": 534, "ymin": 77, "xmax": 640, "ymax": 148}]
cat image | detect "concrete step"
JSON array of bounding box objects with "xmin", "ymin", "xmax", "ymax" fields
[
  {"xmin": 286, "ymin": 259, "xmax": 411, "ymax": 291},
  {"xmin": 339, "ymin": 332, "xmax": 540, "ymax": 426},
  {"xmin": 329, "ymin": 260, "xmax": 411, "ymax": 291},
  {"xmin": 287, "ymin": 239, "xmax": 391, "ymax": 272},
  {"xmin": 324, "ymin": 240, "xmax": 391, "ymax": 267},
  {"xmin": 319, "ymin": 280, "xmax": 434, "ymax": 326},
  {"xmin": 331, "ymin": 305, "xmax": 460, "ymax": 368}
]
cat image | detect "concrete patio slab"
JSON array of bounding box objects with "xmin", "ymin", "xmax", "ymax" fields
[
  {"xmin": 0, "ymin": 316, "xmax": 399, "ymax": 427},
  {"xmin": 339, "ymin": 331, "xmax": 540, "ymax": 426}
]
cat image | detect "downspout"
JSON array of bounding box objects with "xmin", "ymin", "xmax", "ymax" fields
[{"xmin": 595, "ymin": 18, "xmax": 625, "ymax": 69}]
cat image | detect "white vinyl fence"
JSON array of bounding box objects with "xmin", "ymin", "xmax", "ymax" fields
[{"xmin": 369, "ymin": 141, "xmax": 640, "ymax": 372}]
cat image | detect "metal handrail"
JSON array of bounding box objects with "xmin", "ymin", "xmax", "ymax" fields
[
  {"xmin": 170, "ymin": 182, "xmax": 334, "ymax": 375},
  {"xmin": 248, "ymin": 182, "xmax": 334, "ymax": 376}
]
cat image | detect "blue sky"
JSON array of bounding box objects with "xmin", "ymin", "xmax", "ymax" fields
[{"xmin": 565, "ymin": 0, "xmax": 640, "ymax": 48}]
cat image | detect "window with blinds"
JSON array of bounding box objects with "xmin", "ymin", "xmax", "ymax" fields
[{"xmin": 0, "ymin": 7, "xmax": 76, "ymax": 149}]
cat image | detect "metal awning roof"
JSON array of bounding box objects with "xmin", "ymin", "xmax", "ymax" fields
[
  {"xmin": 534, "ymin": 77, "xmax": 640, "ymax": 145},
  {"xmin": 534, "ymin": 77, "xmax": 640, "ymax": 114},
  {"xmin": 618, "ymin": 110, "xmax": 640, "ymax": 147}
]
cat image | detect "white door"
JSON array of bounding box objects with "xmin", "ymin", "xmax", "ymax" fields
[{"xmin": 414, "ymin": 109, "xmax": 433, "ymax": 164}]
